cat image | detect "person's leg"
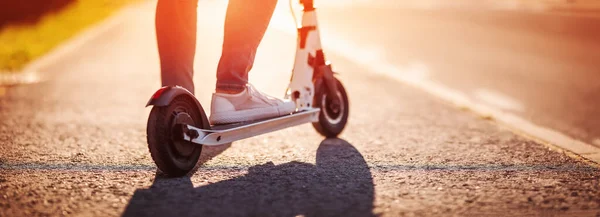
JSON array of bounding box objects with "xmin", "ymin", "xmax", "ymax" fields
[
  {"xmin": 155, "ymin": 0, "xmax": 198, "ymax": 94},
  {"xmin": 209, "ymin": 0, "xmax": 296, "ymax": 125},
  {"xmin": 215, "ymin": 0, "xmax": 278, "ymax": 93}
]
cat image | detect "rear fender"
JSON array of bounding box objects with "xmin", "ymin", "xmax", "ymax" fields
[
  {"xmin": 146, "ymin": 86, "xmax": 197, "ymax": 107},
  {"xmin": 146, "ymin": 86, "xmax": 210, "ymax": 127}
]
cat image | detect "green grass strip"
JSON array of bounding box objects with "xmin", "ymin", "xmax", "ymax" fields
[{"xmin": 0, "ymin": 0, "xmax": 141, "ymax": 72}]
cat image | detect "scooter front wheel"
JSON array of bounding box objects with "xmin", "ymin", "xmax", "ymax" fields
[
  {"xmin": 146, "ymin": 95, "xmax": 205, "ymax": 177},
  {"xmin": 312, "ymin": 77, "xmax": 349, "ymax": 138}
]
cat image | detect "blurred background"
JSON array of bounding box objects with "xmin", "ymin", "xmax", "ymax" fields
[
  {"xmin": 1, "ymin": 0, "xmax": 598, "ymax": 144},
  {"xmin": 296, "ymin": 0, "xmax": 600, "ymax": 147},
  {"xmin": 0, "ymin": 0, "xmax": 139, "ymax": 71}
]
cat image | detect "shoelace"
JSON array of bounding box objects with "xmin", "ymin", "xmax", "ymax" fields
[{"xmin": 246, "ymin": 84, "xmax": 280, "ymax": 106}]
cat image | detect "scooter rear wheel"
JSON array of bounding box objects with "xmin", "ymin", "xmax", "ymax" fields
[
  {"xmin": 312, "ymin": 77, "xmax": 349, "ymax": 138},
  {"xmin": 147, "ymin": 95, "xmax": 204, "ymax": 177}
]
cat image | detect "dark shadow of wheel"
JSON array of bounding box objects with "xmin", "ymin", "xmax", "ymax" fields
[
  {"xmin": 146, "ymin": 95, "xmax": 206, "ymax": 177},
  {"xmin": 312, "ymin": 77, "xmax": 349, "ymax": 138}
]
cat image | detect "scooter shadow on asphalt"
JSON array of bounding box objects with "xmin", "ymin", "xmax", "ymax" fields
[{"xmin": 121, "ymin": 138, "xmax": 376, "ymax": 217}]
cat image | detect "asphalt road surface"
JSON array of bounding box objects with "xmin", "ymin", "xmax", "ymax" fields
[{"xmin": 1, "ymin": 0, "xmax": 599, "ymax": 216}]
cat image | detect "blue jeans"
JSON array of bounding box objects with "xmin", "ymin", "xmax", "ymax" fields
[{"xmin": 155, "ymin": 0, "xmax": 278, "ymax": 94}]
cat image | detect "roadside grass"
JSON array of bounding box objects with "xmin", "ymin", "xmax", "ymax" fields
[{"xmin": 0, "ymin": 0, "xmax": 141, "ymax": 72}]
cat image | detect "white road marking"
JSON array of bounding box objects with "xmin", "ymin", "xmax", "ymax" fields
[
  {"xmin": 270, "ymin": 10, "xmax": 600, "ymax": 164},
  {"xmin": 473, "ymin": 89, "xmax": 524, "ymax": 112},
  {"xmin": 0, "ymin": 72, "xmax": 39, "ymax": 86}
]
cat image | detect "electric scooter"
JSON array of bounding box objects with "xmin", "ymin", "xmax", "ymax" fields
[{"xmin": 145, "ymin": 0, "xmax": 349, "ymax": 177}]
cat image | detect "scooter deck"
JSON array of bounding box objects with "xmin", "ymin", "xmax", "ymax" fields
[{"xmin": 183, "ymin": 108, "xmax": 320, "ymax": 146}]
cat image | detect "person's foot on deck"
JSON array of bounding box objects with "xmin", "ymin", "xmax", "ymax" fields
[{"xmin": 209, "ymin": 84, "xmax": 296, "ymax": 125}]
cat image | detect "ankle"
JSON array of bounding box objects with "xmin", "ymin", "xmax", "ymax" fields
[
  {"xmin": 215, "ymin": 83, "xmax": 246, "ymax": 94},
  {"xmin": 216, "ymin": 88, "xmax": 244, "ymax": 94}
]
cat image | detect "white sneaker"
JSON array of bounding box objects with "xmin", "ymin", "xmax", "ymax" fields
[{"xmin": 209, "ymin": 84, "xmax": 296, "ymax": 125}]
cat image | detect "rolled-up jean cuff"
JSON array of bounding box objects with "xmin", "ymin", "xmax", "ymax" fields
[{"xmin": 215, "ymin": 83, "xmax": 246, "ymax": 92}]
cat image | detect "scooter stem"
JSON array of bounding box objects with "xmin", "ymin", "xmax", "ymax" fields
[{"xmin": 299, "ymin": 0, "xmax": 315, "ymax": 11}]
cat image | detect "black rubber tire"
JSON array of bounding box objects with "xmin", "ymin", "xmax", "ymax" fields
[
  {"xmin": 312, "ymin": 77, "xmax": 349, "ymax": 138},
  {"xmin": 147, "ymin": 95, "xmax": 204, "ymax": 177}
]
